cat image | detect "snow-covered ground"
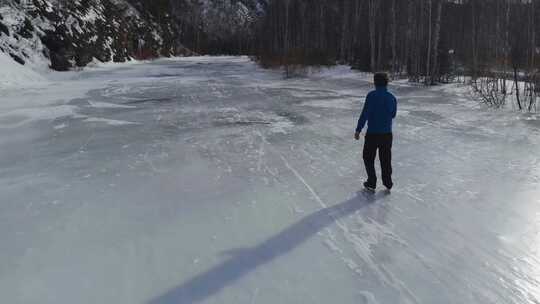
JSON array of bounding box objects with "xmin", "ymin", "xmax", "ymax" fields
[
  {"xmin": 1, "ymin": 56, "xmax": 540, "ymax": 304},
  {"xmin": 0, "ymin": 51, "xmax": 46, "ymax": 87}
]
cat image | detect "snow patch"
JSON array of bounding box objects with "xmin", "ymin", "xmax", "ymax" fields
[
  {"xmin": 53, "ymin": 123, "xmax": 67, "ymax": 130},
  {"xmin": 87, "ymin": 101, "xmax": 136, "ymax": 109},
  {"xmin": 315, "ymin": 65, "xmax": 372, "ymax": 81},
  {"xmin": 0, "ymin": 105, "xmax": 77, "ymax": 128},
  {"xmin": 0, "ymin": 52, "xmax": 46, "ymax": 87},
  {"xmin": 83, "ymin": 117, "xmax": 139, "ymax": 126},
  {"xmin": 299, "ymin": 98, "xmax": 358, "ymax": 110},
  {"xmin": 357, "ymin": 290, "xmax": 381, "ymax": 304}
]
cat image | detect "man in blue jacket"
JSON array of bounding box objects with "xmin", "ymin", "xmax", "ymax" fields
[{"xmin": 354, "ymin": 73, "xmax": 397, "ymax": 191}]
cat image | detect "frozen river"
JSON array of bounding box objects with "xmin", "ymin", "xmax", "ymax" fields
[{"xmin": 1, "ymin": 57, "xmax": 540, "ymax": 304}]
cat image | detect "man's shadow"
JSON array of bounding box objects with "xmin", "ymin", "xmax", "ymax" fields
[{"xmin": 148, "ymin": 191, "xmax": 388, "ymax": 304}]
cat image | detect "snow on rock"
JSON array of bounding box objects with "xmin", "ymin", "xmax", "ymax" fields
[
  {"xmin": 0, "ymin": 51, "xmax": 45, "ymax": 86},
  {"xmin": 0, "ymin": 0, "xmax": 194, "ymax": 73},
  {"xmin": 0, "ymin": 0, "xmax": 266, "ymax": 74}
]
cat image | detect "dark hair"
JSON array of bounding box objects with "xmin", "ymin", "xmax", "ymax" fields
[{"xmin": 374, "ymin": 72, "xmax": 389, "ymax": 87}]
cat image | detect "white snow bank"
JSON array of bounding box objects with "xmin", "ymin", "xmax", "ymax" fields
[
  {"xmin": 0, "ymin": 104, "xmax": 77, "ymax": 128},
  {"xmin": 0, "ymin": 52, "xmax": 46, "ymax": 87},
  {"xmin": 315, "ymin": 65, "xmax": 372, "ymax": 80},
  {"xmin": 83, "ymin": 117, "xmax": 139, "ymax": 126},
  {"xmin": 87, "ymin": 101, "xmax": 135, "ymax": 109}
]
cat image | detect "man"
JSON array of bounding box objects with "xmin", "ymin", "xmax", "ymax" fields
[{"xmin": 354, "ymin": 72, "xmax": 397, "ymax": 192}]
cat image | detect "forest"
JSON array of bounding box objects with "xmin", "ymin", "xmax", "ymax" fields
[
  {"xmin": 1, "ymin": 0, "xmax": 539, "ymax": 111},
  {"xmin": 255, "ymin": 0, "xmax": 539, "ymax": 111}
]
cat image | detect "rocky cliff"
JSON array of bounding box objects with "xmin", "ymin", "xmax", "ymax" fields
[{"xmin": 0, "ymin": 0, "xmax": 265, "ymax": 71}]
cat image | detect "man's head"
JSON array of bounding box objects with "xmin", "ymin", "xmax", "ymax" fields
[{"xmin": 374, "ymin": 72, "xmax": 389, "ymax": 87}]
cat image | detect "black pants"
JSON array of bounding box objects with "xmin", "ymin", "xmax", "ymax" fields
[{"xmin": 363, "ymin": 133, "xmax": 393, "ymax": 189}]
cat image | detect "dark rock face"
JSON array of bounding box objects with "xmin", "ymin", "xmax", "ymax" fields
[
  {"xmin": 9, "ymin": 52, "xmax": 25, "ymax": 65},
  {"xmin": 49, "ymin": 52, "xmax": 70, "ymax": 70},
  {"xmin": 31, "ymin": 0, "xmax": 184, "ymax": 70},
  {"xmin": 17, "ymin": 18, "xmax": 33, "ymax": 39},
  {"xmin": 0, "ymin": 21, "xmax": 9, "ymax": 36}
]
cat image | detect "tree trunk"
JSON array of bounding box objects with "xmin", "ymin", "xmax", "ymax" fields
[
  {"xmin": 471, "ymin": 0, "xmax": 478, "ymax": 81},
  {"xmin": 368, "ymin": 0, "xmax": 379, "ymax": 72},
  {"xmin": 340, "ymin": 0, "xmax": 349, "ymax": 61},
  {"xmin": 514, "ymin": 67, "xmax": 522, "ymax": 110},
  {"xmin": 430, "ymin": 0, "xmax": 443, "ymax": 84},
  {"xmin": 503, "ymin": 0, "xmax": 510, "ymax": 95},
  {"xmin": 391, "ymin": 0, "xmax": 397, "ymax": 76},
  {"xmin": 528, "ymin": 0, "xmax": 536, "ymax": 111},
  {"xmin": 426, "ymin": 0, "xmax": 432, "ymax": 84}
]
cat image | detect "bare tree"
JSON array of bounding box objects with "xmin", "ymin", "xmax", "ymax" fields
[{"xmin": 368, "ymin": 0, "xmax": 380, "ymax": 72}]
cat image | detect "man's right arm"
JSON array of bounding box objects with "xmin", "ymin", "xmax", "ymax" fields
[{"xmin": 356, "ymin": 95, "xmax": 370, "ymax": 133}]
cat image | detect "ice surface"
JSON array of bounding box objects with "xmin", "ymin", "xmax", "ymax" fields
[{"xmin": 0, "ymin": 56, "xmax": 539, "ymax": 304}]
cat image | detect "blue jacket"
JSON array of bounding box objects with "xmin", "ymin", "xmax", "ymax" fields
[{"xmin": 356, "ymin": 86, "xmax": 397, "ymax": 134}]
